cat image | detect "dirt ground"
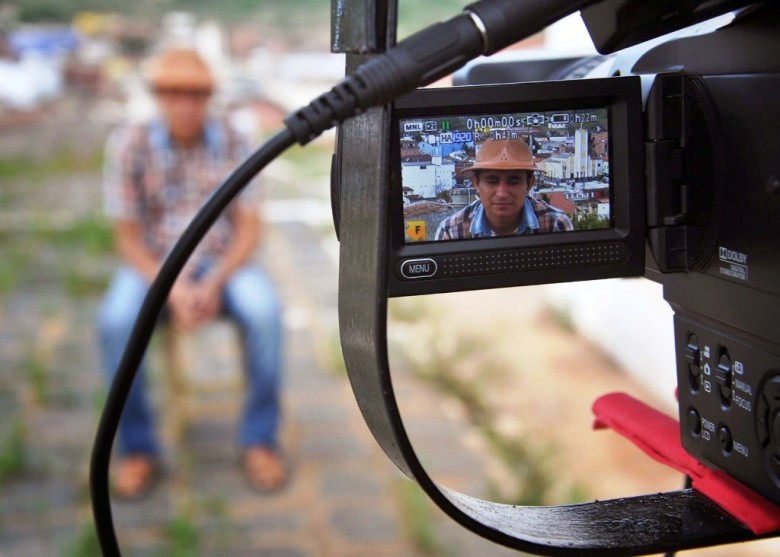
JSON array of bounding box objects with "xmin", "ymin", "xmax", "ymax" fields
[{"xmin": 389, "ymin": 284, "xmax": 780, "ymax": 557}]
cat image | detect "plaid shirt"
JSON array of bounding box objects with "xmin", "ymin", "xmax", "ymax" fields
[
  {"xmin": 435, "ymin": 197, "xmax": 573, "ymax": 240},
  {"xmin": 103, "ymin": 118, "xmax": 259, "ymax": 276}
]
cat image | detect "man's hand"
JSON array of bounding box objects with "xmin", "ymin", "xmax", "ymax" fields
[
  {"xmin": 168, "ymin": 278, "xmax": 221, "ymax": 330},
  {"xmin": 190, "ymin": 278, "xmax": 222, "ymax": 325}
]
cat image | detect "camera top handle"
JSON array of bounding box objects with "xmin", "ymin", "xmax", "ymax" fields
[{"xmin": 334, "ymin": 0, "xmax": 774, "ymax": 554}]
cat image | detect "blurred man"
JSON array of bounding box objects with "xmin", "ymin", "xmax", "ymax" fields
[
  {"xmin": 98, "ymin": 47, "xmax": 285, "ymax": 498},
  {"xmin": 435, "ymin": 138, "xmax": 573, "ymax": 239}
]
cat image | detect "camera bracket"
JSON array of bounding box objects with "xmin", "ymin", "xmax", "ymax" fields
[
  {"xmin": 336, "ymin": 99, "xmax": 764, "ymax": 554},
  {"xmin": 334, "ymin": 0, "xmax": 778, "ymax": 554}
]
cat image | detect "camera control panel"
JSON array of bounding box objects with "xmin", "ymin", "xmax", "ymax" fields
[{"xmin": 676, "ymin": 315, "xmax": 780, "ymax": 505}]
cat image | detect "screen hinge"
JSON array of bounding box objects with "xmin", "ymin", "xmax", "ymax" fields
[{"xmin": 645, "ymin": 74, "xmax": 692, "ymax": 272}]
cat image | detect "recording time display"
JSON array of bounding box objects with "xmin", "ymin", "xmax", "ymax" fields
[
  {"xmin": 465, "ymin": 115, "xmax": 517, "ymax": 129},
  {"xmin": 402, "ymin": 111, "xmax": 606, "ymax": 138}
]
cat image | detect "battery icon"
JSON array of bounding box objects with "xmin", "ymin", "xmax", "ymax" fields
[{"xmin": 551, "ymin": 113, "xmax": 570, "ymax": 124}]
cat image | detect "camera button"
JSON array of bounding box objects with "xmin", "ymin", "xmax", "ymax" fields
[
  {"xmin": 400, "ymin": 258, "xmax": 438, "ymax": 279},
  {"xmin": 718, "ymin": 425, "xmax": 733, "ymax": 455},
  {"xmin": 685, "ymin": 335, "xmax": 700, "ymax": 368},
  {"xmin": 716, "ymin": 351, "xmax": 732, "ymax": 406},
  {"xmin": 687, "ymin": 408, "xmax": 701, "ymax": 436}
]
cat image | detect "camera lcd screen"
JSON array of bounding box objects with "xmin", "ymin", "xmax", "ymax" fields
[
  {"xmin": 388, "ymin": 77, "xmax": 644, "ymax": 297},
  {"xmin": 398, "ymin": 108, "xmax": 611, "ymax": 244}
]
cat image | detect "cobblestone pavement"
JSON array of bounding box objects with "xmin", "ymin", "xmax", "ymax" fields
[{"xmin": 0, "ymin": 165, "xmax": 520, "ymax": 557}]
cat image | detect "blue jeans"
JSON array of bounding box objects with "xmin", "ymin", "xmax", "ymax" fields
[{"xmin": 97, "ymin": 265, "xmax": 283, "ymax": 456}]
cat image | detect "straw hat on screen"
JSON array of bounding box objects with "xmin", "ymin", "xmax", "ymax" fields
[{"xmin": 460, "ymin": 137, "xmax": 537, "ymax": 174}]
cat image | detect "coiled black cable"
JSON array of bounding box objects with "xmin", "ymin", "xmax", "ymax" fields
[{"xmin": 90, "ymin": 1, "xmax": 595, "ymax": 553}]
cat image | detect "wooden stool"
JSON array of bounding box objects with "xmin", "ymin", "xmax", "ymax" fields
[{"xmin": 159, "ymin": 320, "xmax": 243, "ymax": 446}]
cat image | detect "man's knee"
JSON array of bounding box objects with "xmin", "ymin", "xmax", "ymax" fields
[
  {"xmin": 225, "ymin": 268, "xmax": 282, "ymax": 329},
  {"xmin": 236, "ymin": 296, "xmax": 282, "ymax": 336},
  {"xmin": 98, "ymin": 300, "xmax": 140, "ymax": 343},
  {"xmin": 98, "ymin": 269, "xmax": 149, "ymax": 340}
]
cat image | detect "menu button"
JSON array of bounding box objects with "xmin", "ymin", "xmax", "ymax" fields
[{"xmin": 400, "ymin": 259, "xmax": 437, "ymax": 279}]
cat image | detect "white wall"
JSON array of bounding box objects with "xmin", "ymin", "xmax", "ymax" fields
[{"xmin": 545, "ymin": 278, "xmax": 678, "ymax": 410}]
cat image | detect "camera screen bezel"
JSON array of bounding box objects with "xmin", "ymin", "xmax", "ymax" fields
[{"xmin": 387, "ymin": 76, "xmax": 645, "ymax": 297}]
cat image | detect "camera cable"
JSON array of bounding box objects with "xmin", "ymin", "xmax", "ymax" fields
[{"xmin": 90, "ymin": 0, "xmax": 601, "ymax": 554}]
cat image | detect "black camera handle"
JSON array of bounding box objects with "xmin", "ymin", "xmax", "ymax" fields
[{"xmin": 333, "ymin": 1, "xmax": 767, "ymax": 554}]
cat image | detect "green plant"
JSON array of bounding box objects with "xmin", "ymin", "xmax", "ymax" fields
[
  {"xmin": 0, "ymin": 419, "xmax": 27, "ymax": 483},
  {"xmin": 200, "ymin": 496, "xmax": 233, "ymax": 550},
  {"xmin": 394, "ymin": 479, "xmax": 440, "ymax": 555},
  {"xmin": 24, "ymin": 353, "xmax": 50, "ymax": 406},
  {"xmin": 65, "ymin": 267, "xmax": 111, "ymax": 298},
  {"xmin": 32, "ymin": 215, "xmax": 114, "ymax": 255},
  {"xmin": 0, "ymin": 246, "xmax": 29, "ymax": 296},
  {"xmin": 63, "ymin": 519, "xmax": 101, "ymax": 557},
  {"xmin": 403, "ymin": 328, "xmax": 562, "ymax": 506},
  {"xmin": 572, "ymin": 211, "xmax": 609, "ymax": 230},
  {"xmin": 92, "ymin": 387, "xmax": 108, "ymax": 419},
  {"xmin": 0, "ymin": 147, "xmax": 103, "ymax": 181},
  {"xmin": 163, "ymin": 511, "xmax": 200, "ymax": 557}
]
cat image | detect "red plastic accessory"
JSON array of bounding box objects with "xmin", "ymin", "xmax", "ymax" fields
[{"xmin": 593, "ymin": 392, "xmax": 780, "ymax": 534}]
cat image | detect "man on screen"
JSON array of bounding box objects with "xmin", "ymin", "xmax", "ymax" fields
[{"xmin": 434, "ymin": 138, "xmax": 573, "ymax": 239}]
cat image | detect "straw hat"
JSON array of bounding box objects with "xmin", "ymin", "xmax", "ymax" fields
[
  {"xmin": 147, "ymin": 47, "xmax": 214, "ymax": 92},
  {"xmin": 461, "ymin": 138, "xmax": 537, "ymax": 174}
]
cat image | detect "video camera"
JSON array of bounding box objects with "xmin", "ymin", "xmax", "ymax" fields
[
  {"xmin": 86, "ymin": 0, "xmax": 780, "ymax": 554},
  {"xmin": 385, "ymin": 0, "xmax": 780, "ymax": 504},
  {"xmin": 334, "ymin": 0, "xmax": 780, "ymax": 553}
]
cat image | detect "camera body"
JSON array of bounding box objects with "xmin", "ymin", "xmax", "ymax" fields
[{"xmin": 384, "ymin": 3, "xmax": 780, "ymax": 505}]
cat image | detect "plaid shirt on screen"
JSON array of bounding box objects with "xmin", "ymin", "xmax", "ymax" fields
[
  {"xmin": 435, "ymin": 197, "xmax": 573, "ymax": 240},
  {"xmin": 103, "ymin": 118, "xmax": 260, "ymax": 276}
]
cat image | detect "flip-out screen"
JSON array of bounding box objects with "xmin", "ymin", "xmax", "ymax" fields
[{"xmin": 388, "ymin": 77, "xmax": 644, "ymax": 296}]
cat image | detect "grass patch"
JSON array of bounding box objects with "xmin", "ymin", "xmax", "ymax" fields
[
  {"xmin": 0, "ymin": 246, "xmax": 30, "ymax": 296},
  {"xmin": 65, "ymin": 267, "xmax": 111, "ymax": 298},
  {"xmin": 163, "ymin": 511, "xmax": 201, "ymax": 557},
  {"xmin": 0, "ymin": 419, "xmax": 27, "ymax": 483},
  {"xmin": 415, "ymin": 340, "xmax": 556, "ymax": 505},
  {"xmin": 31, "ymin": 214, "xmax": 114, "ymax": 255},
  {"xmin": 92, "ymin": 387, "xmax": 108, "ymax": 420},
  {"xmin": 394, "ymin": 479, "xmax": 440, "ymax": 555},
  {"xmin": 199, "ymin": 496, "xmax": 233, "ymax": 551},
  {"xmin": 0, "ymin": 214, "xmax": 114, "ymax": 297},
  {"xmin": 0, "ymin": 148, "xmax": 103, "ymax": 182},
  {"xmin": 63, "ymin": 519, "xmax": 101, "ymax": 557},
  {"xmin": 391, "ymin": 298, "xmax": 567, "ymax": 506},
  {"xmin": 24, "ymin": 353, "xmax": 50, "ymax": 406}
]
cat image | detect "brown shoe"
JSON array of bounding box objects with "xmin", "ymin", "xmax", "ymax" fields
[
  {"xmin": 113, "ymin": 455, "xmax": 159, "ymax": 500},
  {"xmin": 243, "ymin": 446, "xmax": 288, "ymax": 494}
]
